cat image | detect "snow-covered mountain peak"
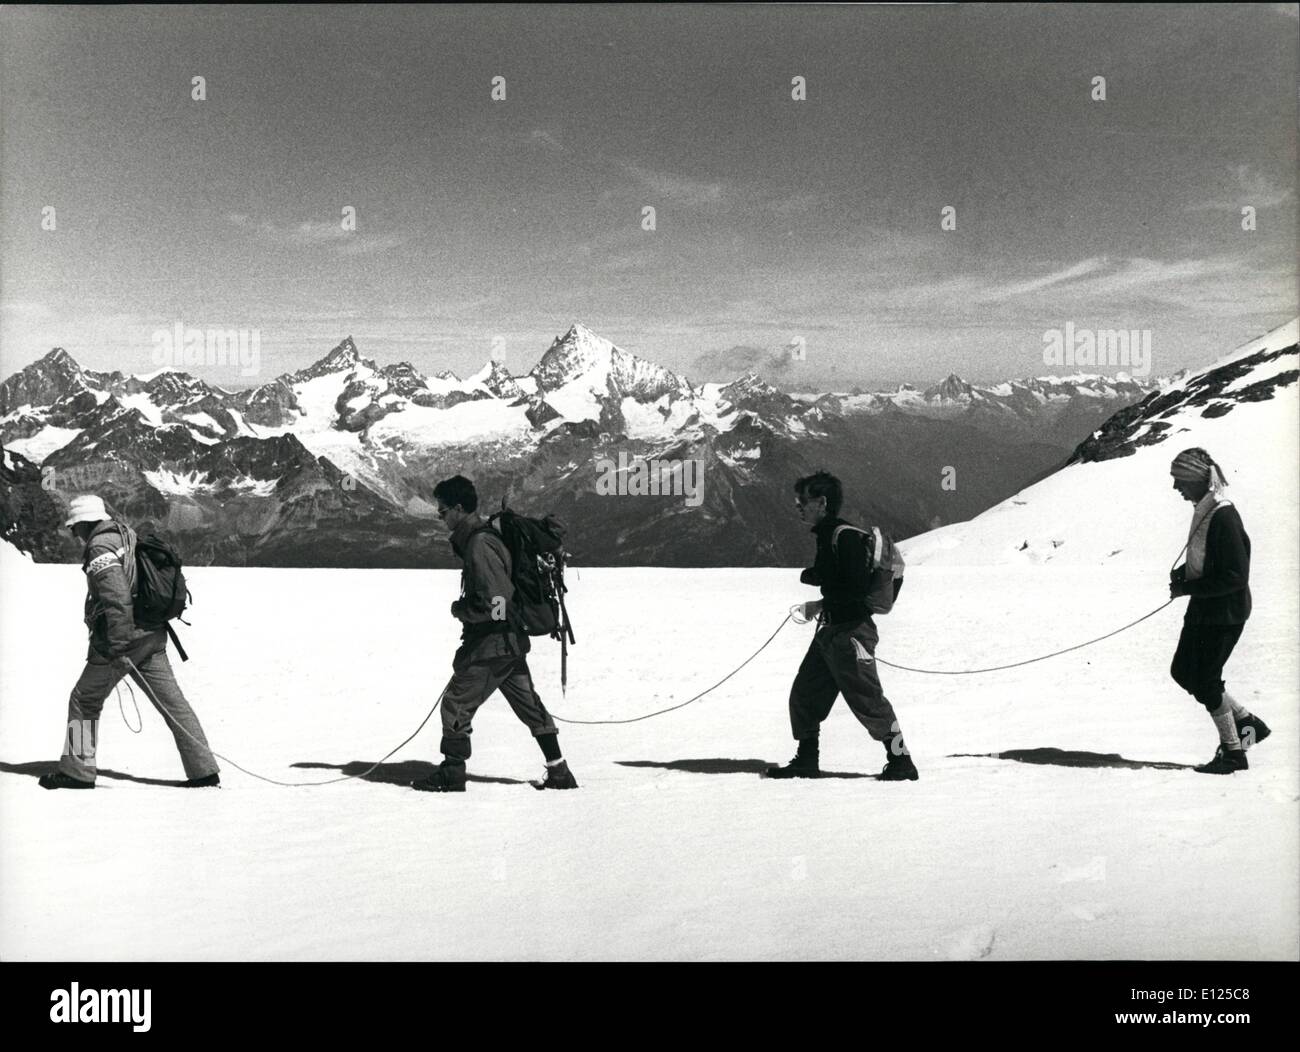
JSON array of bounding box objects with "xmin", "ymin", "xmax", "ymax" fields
[
  {"xmin": 923, "ymin": 373, "xmax": 975, "ymax": 403},
  {"xmin": 531, "ymin": 323, "xmax": 620, "ymax": 388},
  {"xmin": 0, "ymin": 347, "xmax": 100, "ymax": 418},
  {"xmin": 380, "ymin": 361, "xmax": 425, "ymax": 384},
  {"xmin": 41, "ymin": 347, "xmax": 79, "ymax": 373},
  {"xmin": 529, "ymin": 323, "xmax": 692, "ymax": 424},
  {"xmin": 467, "ymin": 359, "xmax": 523, "ymax": 400},
  {"xmin": 295, "ymin": 336, "xmax": 375, "ymax": 381}
]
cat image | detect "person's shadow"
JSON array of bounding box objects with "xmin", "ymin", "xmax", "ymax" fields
[
  {"xmin": 291, "ymin": 760, "xmax": 528, "ymax": 786},
  {"xmin": 616, "ymin": 758, "xmax": 874, "ymax": 779},
  {"xmin": 949, "ymin": 748, "xmax": 1196, "ymax": 771},
  {"xmin": 0, "ymin": 759, "xmax": 193, "ymax": 787}
]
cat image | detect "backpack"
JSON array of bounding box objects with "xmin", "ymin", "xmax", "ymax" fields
[
  {"xmin": 485, "ymin": 504, "xmax": 576, "ymax": 691},
  {"xmin": 831, "ymin": 524, "xmax": 906, "ymax": 615},
  {"xmin": 133, "ymin": 531, "xmax": 192, "ymax": 660}
]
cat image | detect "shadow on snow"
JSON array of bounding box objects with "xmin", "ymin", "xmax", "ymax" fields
[
  {"xmin": 948, "ymin": 747, "xmax": 1196, "ymax": 771},
  {"xmin": 616, "ymin": 758, "xmax": 874, "ymax": 779},
  {"xmin": 291, "ymin": 760, "xmax": 529, "ymax": 786},
  {"xmin": 0, "ymin": 759, "xmax": 193, "ymax": 787}
]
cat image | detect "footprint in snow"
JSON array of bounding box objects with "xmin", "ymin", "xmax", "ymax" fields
[
  {"xmin": 944, "ymin": 924, "xmax": 996, "ymax": 961},
  {"xmin": 1066, "ymin": 902, "xmax": 1115, "ymax": 923}
]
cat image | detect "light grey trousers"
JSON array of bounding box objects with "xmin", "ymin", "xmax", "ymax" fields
[{"xmin": 58, "ymin": 630, "xmax": 219, "ymax": 784}]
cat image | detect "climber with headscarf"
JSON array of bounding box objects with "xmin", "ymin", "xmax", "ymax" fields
[{"xmin": 1167, "ymin": 448, "xmax": 1269, "ymax": 774}]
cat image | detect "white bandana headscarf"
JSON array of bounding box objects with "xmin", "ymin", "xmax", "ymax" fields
[{"xmin": 1172, "ymin": 449, "xmax": 1232, "ymax": 581}]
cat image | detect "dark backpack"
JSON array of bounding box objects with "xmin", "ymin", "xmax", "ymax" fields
[
  {"xmin": 831, "ymin": 524, "xmax": 906, "ymax": 615},
  {"xmin": 486, "ymin": 505, "xmax": 576, "ymax": 691},
  {"xmin": 133, "ymin": 531, "xmax": 192, "ymax": 660}
]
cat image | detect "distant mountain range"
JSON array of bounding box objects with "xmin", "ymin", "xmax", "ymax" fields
[{"xmin": 1, "ymin": 323, "xmax": 1164, "ymax": 566}]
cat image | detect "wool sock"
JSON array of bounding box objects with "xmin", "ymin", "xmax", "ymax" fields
[
  {"xmin": 1210, "ymin": 701, "xmax": 1241, "ymax": 749},
  {"xmin": 1223, "ymin": 690, "xmax": 1251, "ymax": 720}
]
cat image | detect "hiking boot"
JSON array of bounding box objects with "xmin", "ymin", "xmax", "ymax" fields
[
  {"xmin": 1235, "ymin": 714, "xmax": 1271, "ymax": 749},
  {"xmin": 411, "ymin": 763, "xmax": 467, "ymax": 792},
  {"xmin": 533, "ymin": 759, "xmax": 579, "ymax": 790},
  {"xmin": 39, "ymin": 770, "xmax": 94, "ymax": 790},
  {"xmin": 1194, "ymin": 745, "xmax": 1248, "ymax": 775},
  {"xmin": 878, "ymin": 733, "xmax": 918, "ymax": 781},
  {"xmin": 766, "ymin": 739, "xmax": 820, "ymax": 779},
  {"xmin": 879, "ymin": 753, "xmax": 919, "ymax": 781},
  {"xmin": 185, "ymin": 773, "xmax": 220, "ymax": 788}
]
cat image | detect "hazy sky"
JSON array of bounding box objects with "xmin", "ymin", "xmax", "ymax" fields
[{"xmin": 1, "ymin": 4, "xmax": 1296, "ymax": 389}]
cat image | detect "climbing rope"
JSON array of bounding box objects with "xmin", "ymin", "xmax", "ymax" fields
[
  {"xmin": 124, "ymin": 657, "xmax": 448, "ymax": 787},
  {"xmin": 875, "ymin": 599, "xmax": 1175, "ymax": 674},
  {"xmin": 549, "ymin": 613, "xmax": 794, "ymax": 725},
  {"xmin": 114, "ymin": 527, "xmax": 1199, "ymax": 777},
  {"xmin": 115, "ymin": 679, "xmax": 143, "ymax": 734},
  {"xmin": 112, "ymin": 616, "xmax": 793, "ymax": 783},
  {"xmin": 873, "ymin": 526, "xmax": 1195, "ymax": 675}
]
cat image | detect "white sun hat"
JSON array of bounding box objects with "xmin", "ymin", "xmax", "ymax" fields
[{"xmin": 65, "ymin": 494, "xmax": 110, "ymax": 527}]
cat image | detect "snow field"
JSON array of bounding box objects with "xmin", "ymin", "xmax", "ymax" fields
[{"xmin": 1, "ymin": 556, "xmax": 1295, "ymax": 960}]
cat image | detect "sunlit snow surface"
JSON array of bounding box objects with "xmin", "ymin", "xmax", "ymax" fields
[{"xmin": 0, "ymin": 558, "xmax": 1295, "ymax": 960}]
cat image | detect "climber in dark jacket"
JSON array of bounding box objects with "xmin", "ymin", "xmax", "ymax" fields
[
  {"xmin": 767, "ymin": 470, "xmax": 917, "ymax": 782},
  {"xmin": 1167, "ymin": 448, "xmax": 1269, "ymax": 774},
  {"xmin": 410, "ymin": 475, "xmax": 577, "ymax": 793}
]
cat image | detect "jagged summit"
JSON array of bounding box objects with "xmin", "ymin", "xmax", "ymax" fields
[
  {"xmin": 468, "ymin": 359, "xmax": 523, "ymax": 400},
  {"xmin": 1, "ymin": 346, "xmax": 94, "ymax": 416},
  {"xmin": 530, "ymin": 322, "xmax": 693, "ymax": 414},
  {"xmin": 295, "ymin": 336, "xmax": 375, "ymax": 380},
  {"xmin": 531, "ymin": 324, "xmax": 620, "ymax": 385},
  {"xmin": 721, "ymin": 372, "xmax": 779, "ymax": 398},
  {"xmin": 923, "ymin": 373, "xmax": 975, "ymax": 403},
  {"xmin": 41, "ymin": 347, "xmax": 77, "ymax": 368}
]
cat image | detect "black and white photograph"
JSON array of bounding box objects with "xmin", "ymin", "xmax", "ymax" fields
[{"xmin": 0, "ymin": 1, "xmax": 1296, "ymax": 1027}]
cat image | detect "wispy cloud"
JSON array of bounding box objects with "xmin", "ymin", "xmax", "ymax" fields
[
  {"xmin": 528, "ymin": 128, "xmax": 566, "ymax": 153},
  {"xmin": 619, "ymin": 162, "xmax": 726, "ymax": 207},
  {"xmin": 226, "ymin": 213, "xmax": 410, "ymax": 256},
  {"xmin": 691, "ymin": 341, "xmax": 798, "ymax": 381},
  {"xmin": 975, "ymin": 258, "xmax": 1110, "ymax": 302},
  {"xmin": 1188, "ymin": 164, "xmax": 1296, "ymax": 211},
  {"xmin": 958, "ymin": 256, "xmax": 1251, "ymax": 311}
]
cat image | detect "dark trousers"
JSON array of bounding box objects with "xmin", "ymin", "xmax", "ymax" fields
[
  {"xmin": 1170, "ymin": 622, "xmax": 1245, "ymax": 711},
  {"xmin": 440, "ymin": 631, "xmax": 557, "ymax": 762},
  {"xmin": 789, "ymin": 618, "xmax": 900, "ymax": 743},
  {"xmin": 58, "ymin": 630, "xmax": 219, "ymax": 783}
]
